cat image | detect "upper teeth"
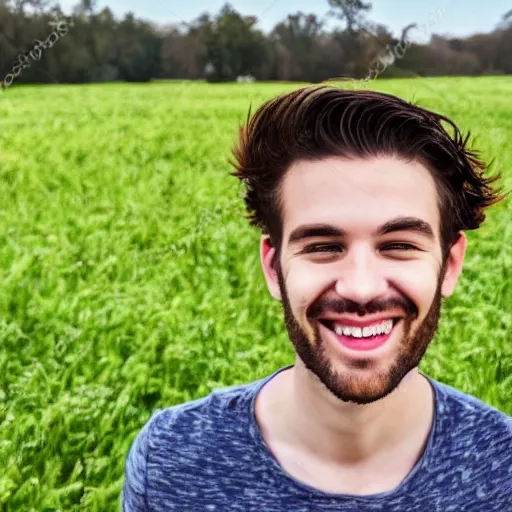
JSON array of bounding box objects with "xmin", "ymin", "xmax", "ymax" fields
[{"xmin": 333, "ymin": 319, "xmax": 394, "ymax": 338}]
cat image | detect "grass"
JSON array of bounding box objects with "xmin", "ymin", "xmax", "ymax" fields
[{"xmin": 0, "ymin": 76, "xmax": 511, "ymax": 511}]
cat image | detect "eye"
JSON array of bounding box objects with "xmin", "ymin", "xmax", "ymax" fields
[
  {"xmin": 304, "ymin": 244, "xmax": 344, "ymax": 253},
  {"xmin": 381, "ymin": 243, "xmax": 418, "ymax": 251}
]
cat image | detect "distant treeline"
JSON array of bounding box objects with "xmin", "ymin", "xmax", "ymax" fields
[{"xmin": 0, "ymin": 0, "xmax": 511, "ymax": 85}]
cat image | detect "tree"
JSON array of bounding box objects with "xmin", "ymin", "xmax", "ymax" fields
[
  {"xmin": 160, "ymin": 25, "xmax": 206, "ymax": 79},
  {"xmin": 190, "ymin": 4, "xmax": 268, "ymax": 82},
  {"xmin": 115, "ymin": 13, "xmax": 162, "ymax": 82},
  {"xmin": 327, "ymin": 0, "xmax": 371, "ymax": 34},
  {"xmin": 327, "ymin": 0, "xmax": 375, "ymax": 78},
  {"xmin": 270, "ymin": 12, "xmax": 325, "ymax": 81}
]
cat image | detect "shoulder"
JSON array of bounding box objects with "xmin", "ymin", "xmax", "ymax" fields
[
  {"xmin": 419, "ymin": 377, "xmax": 512, "ymax": 505},
  {"xmin": 431, "ymin": 376, "xmax": 511, "ymax": 430},
  {"xmin": 122, "ymin": 408, "xmax": 162, "ymax": 511},
  {"xmin": 149, "ymin": 379, "xmax": 260, "ymax": 441},
  {"xmin": 122, "ymin": 379, "xmax": 261, "ymax": 509},
  {"xmin": 430, "ymin": 376, "xmax": 512, "ymax": 462}
]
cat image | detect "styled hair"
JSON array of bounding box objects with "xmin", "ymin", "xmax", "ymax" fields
[{"xmin": 230, "ymin": 85, "xmax": 508, "ymax": 267}]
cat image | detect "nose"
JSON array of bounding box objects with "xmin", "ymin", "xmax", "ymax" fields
[{"xmin": 334, "ymin": 246, "xmax": 388, "ymax": 305}]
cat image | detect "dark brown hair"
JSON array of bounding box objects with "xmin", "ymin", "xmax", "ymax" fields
[{"xmin": 230, "ymin": 85, "xmax": 508, "ymax": 267}]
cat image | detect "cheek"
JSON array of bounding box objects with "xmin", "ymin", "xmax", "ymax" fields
[
  {"xmin": 284, "ymin": 264, "xmax": 331, "ymax": 320},
  {"xmin": 285, "ymin": 265, "xmax": 329, "ymax": 341},
  {"xmin": 390, "ymin": 263, "xmax": 439, "ymax": 313}
]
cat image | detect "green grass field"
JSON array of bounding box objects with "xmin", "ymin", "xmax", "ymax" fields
[{"xmin": 0, "ymin": 77, "xmax": 511, "ymax": 511}]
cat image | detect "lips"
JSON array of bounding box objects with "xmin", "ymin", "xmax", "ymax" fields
[{"xmin": 318, "ymin": 317, "xmax": 401, "ymax": 352}]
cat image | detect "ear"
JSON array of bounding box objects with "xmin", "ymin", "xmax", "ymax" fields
[
  {"xmin": 260, "ymin": 235, "xmax": 282, "ymax": 301},
  {"xmin": 441, "ymin": 231, "xmax": 467, "ymax": 297}
]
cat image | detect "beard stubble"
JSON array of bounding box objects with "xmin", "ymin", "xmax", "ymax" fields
[{"xmin": 275, "ymin": 263, "xmax": 446, "ymax": 405}]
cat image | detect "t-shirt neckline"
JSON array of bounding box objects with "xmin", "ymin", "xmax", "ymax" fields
[{"xmin": 246, "ymin": 364, "xmax": 440, "ymax": 502}]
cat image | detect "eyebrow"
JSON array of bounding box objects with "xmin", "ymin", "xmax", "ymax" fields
[
  {"xmin": 287, "ymin": 216, "xmax": 435, "ymax": 246},
  {"xmin": 378, "ymin": 216, "xmax": 435, "ymax": 241}
]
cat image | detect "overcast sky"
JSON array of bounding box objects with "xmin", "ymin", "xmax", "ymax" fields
[{"xmin": 55, "ymin": 0, "xmax": 511, "ymax": 41}]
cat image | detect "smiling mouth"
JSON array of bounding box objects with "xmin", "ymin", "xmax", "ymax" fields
[
  {"xmin": 317, "ymin": 317, "xmax": 402, "ymax": 351},
  {"xmin": 318, "ymin": 317, "xmax": 401, "ymax": 337}
]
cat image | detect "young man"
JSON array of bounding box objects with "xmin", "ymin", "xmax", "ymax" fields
[{"xmin": 122, "ymin": 85, "xmax": 511, "ymax": 510}]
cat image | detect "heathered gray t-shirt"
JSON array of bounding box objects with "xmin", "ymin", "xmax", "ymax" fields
[{"xmin": 122, "ymin": 365, "xmax": 512, "ymax": 511}]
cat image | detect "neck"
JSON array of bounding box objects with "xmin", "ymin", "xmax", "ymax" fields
[{"xmin": 263, "ymin": 361, "xmax": 434, "ymax": 465}]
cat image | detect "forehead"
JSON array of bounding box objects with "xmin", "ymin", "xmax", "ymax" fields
[{"xmin": 280, "ymin": 155, "xmax": 440, "ymax": 238}]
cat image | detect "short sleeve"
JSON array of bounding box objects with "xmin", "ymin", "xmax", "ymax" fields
[{"xmin": 121, "ymin": 410, "xmax": 162, "ymax": 511}]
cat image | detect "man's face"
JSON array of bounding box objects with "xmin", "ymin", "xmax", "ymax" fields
[{"xmin": 261, "ymin": 155, "xmax": 466, "ymax": 405}]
